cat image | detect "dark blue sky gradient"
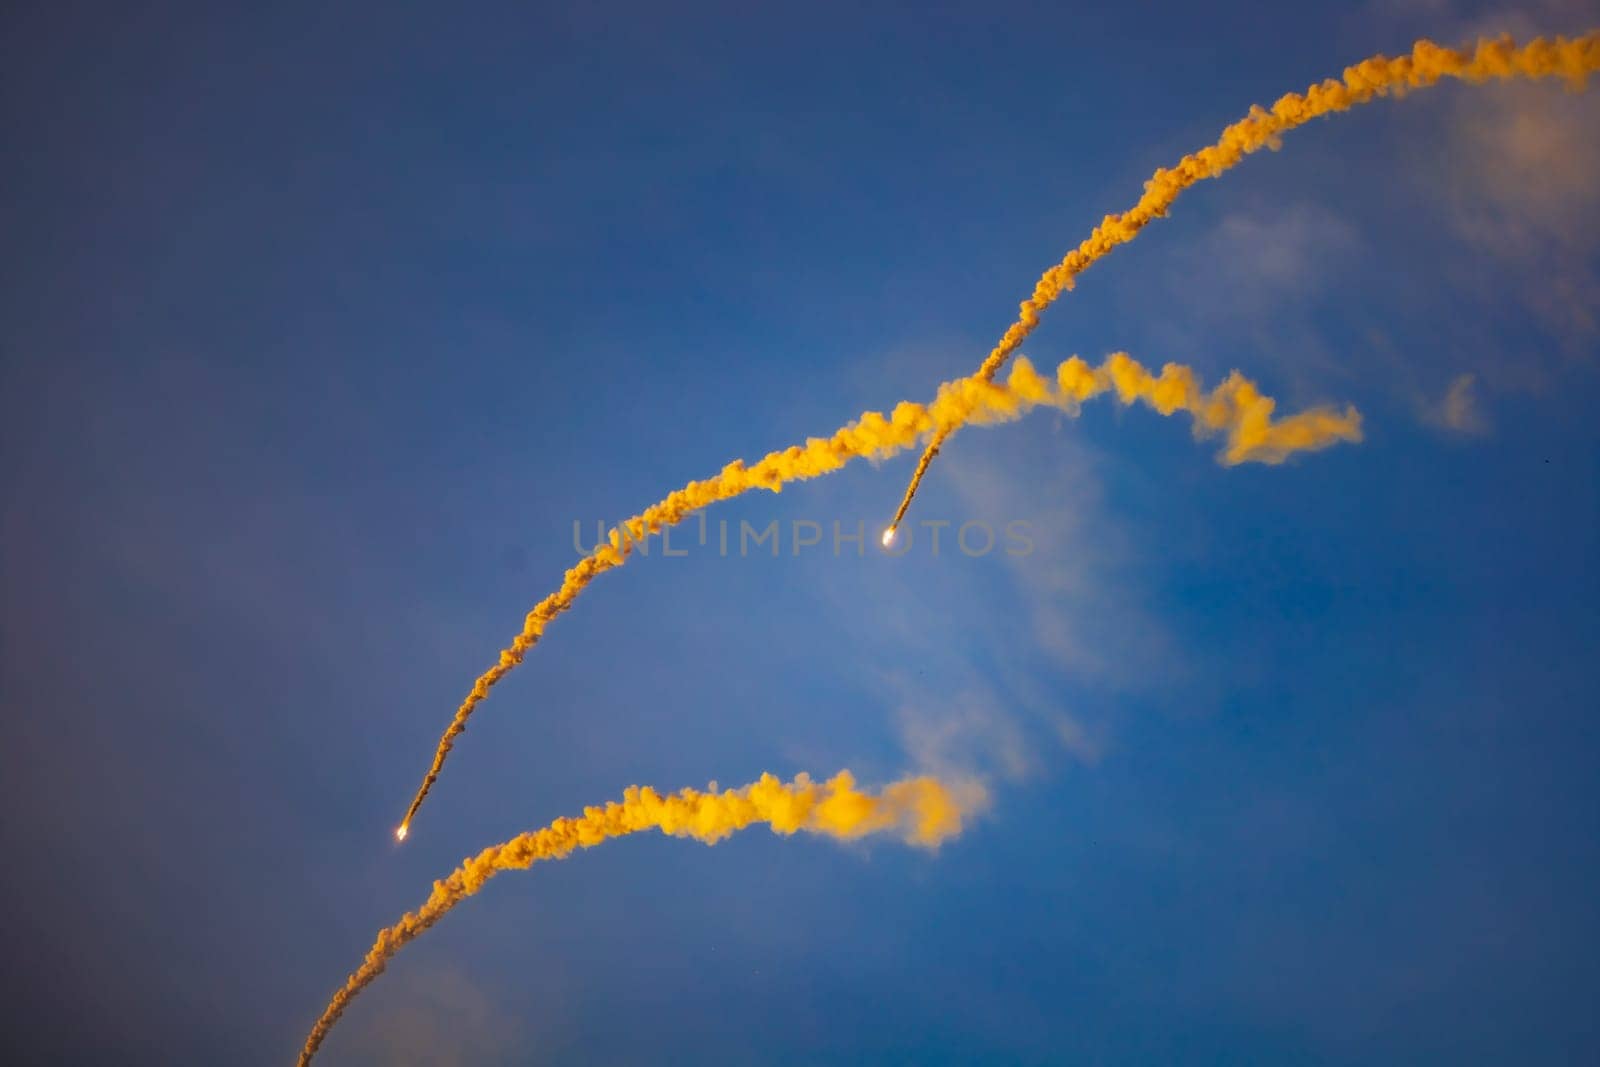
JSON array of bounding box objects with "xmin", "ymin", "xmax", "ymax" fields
[{"xmin": 3, "ymin": 2, "xmax": 1598, "ymax": 1063}]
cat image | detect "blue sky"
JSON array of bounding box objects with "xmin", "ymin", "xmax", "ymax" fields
[{"xmin": 3, "ymin": 1, "xmax": 1598, "ymax": 1063}]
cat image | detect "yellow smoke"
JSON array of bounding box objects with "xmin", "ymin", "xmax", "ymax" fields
[
  {"xmin": 303, "ymin": 771, "xmax": 982, "ymax": 1066},
  {"xmin": 397, "ymin": 352, "xmax": 1359, "ymax": 834},
  {"xmin": 885, "ymin": 31, "xmax": 1600, "ymax": 531}
]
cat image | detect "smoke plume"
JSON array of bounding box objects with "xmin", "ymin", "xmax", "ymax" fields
[
  {"xmin": 885, "ymin": 32, "xmax": 1600, "ymax": 531},
  {"xmin": 304, "ymin": 771, "xmax": 983, "ymax": 1065}
]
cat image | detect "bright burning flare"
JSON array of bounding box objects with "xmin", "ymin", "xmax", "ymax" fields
[
  {"xmin": 395, "ymin": 824, "xmax": 408, "ymax": 842},
  {"xmin": 881, "ymin": 527, "xmax": 896, "ymax": 547}
]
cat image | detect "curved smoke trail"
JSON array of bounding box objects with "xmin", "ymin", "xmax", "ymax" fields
[
  {"xmin": 396, "ymin": 352, "xmax": 1361, "ymax": 835},
  {"xmin": 883, "ymin": 32, "xmax": 1600, "ymax": 536},
  {"xmin": 303, "ymin": 771, "xmax": 983, "ymax": 1065}
]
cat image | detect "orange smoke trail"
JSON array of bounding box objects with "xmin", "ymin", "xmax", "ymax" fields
[
  {"xmin": 885, "ymin": 31, "xmax": 1600, "ymax": 533},
  {"xmin": 305, "ymin": 771, "xmax": 982, "ymax": 1065},
  {"xmin": 397, "ymin": 352, "xmax": 1359, "ymax": 835}
]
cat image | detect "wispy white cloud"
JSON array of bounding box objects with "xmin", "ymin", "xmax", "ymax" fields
[
  {"xmin": 337, "ymin": 966, "xmax": 520, "ymax": 1067},
  {"xmin": 789, "ymin": 410, "xmax": 1170, "ymax": 784},
  {"xmin": 1436, "ymin": 32, "xmax": 1600, "ymax": 345},
  {"xmin": 1421, "ymin": 372, "xmax": 1492, "ymax": 436},
  {"xmin": 894, "ymin": 687, "xmax": 1039, "ymax": 783},
  {"xmin": 1129, "ymin": 199, "xmax": 1368, "ymax": 400},
  {"xmin": 1162, "ymin": 202, "xmax": 1363, "ymax": 326},
  {"xmin": 942, "ymin": 441, "xmax": 1183, "ymax": 693},
  {"xmin": 1391, "ymin": 1, "xmax": 1600, "ymax": 376}
]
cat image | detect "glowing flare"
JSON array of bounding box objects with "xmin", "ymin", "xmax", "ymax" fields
[
  {"xmin": 881, "ymin": 527, "xmax": 896, "ymax": 547},
  {"xmin": 300, "ymin": 771, "xmax": 984, "ymax": 1065},
  {"xmin": 885, "ymin": 31, "xmax": 1600, "ymax": 531},
  {"xmin": 396, "ymin": 352, "xmax": 1360, "ymax": 833},
  {"xmin": 394, "ymin": 825, "xmax": 407, "ymax": 842}
]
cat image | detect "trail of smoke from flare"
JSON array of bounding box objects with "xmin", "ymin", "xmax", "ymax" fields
[
  {"xmin": 885, "ymin": 31, "xmax": 1600, "ymax": 533},
  {"xmin": 304, "ymin": 771, "xmax": 982, "ymax": 1065},
  {"xmin": 397, "ymin": 353, "xmax": 1361, "ymax": 833}
]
